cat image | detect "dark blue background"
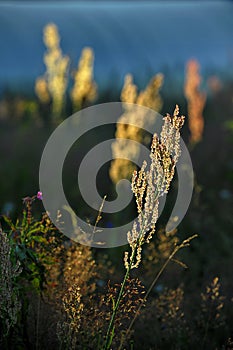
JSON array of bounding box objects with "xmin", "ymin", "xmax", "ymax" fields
[{"xmin": 0, "ymin": 1, "xmax": 233, "ymax": 92}]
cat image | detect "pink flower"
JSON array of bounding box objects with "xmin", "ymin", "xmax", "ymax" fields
[{"xmin": 37, "ymin": 191, "xmax": 43, "ymax": 200}]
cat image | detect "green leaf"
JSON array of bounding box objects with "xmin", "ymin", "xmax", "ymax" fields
[
  {"xmin": 2, "ymin": 215, "xmax": 15, "ymax": 230},
  {"xmin": 26, "ymin": 249, "xmax": 38, "ymax": 263},
  {"xmin": 31, "ymin": 236, "xmax": 48, "ymax": 244},
  {"xmin": 32, "ymin": 277, "xmax": 40, "ymax": 290}
]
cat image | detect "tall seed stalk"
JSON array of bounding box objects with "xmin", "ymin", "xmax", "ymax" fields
[{"xmin": 103, "ymin": 106, "xmax": 188, "ymax": 349}]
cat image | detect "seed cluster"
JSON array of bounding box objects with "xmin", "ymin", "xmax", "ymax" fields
[{"xmin": 124, "ymin": 106, "xmax": 185, "ymax": 269}]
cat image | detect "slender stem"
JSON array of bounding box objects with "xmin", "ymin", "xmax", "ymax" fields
[
  {"xmin": 104, "ymin": 224, "xmax": 149, "ymax": 349},
  {"xmin": 103, "ymin": 196, "xmax": 159, "ymax": 349},
  {"xmin": 103, "ymin": 211, "xmax": 149, "ymax": 350},
  {"xmin": 103, "ymin": 236, "xmax": 140, "ymax": 350},
  {"xmin": 118, "ymin": 247, "xmax": 178, "ymax": 350},
  {"xmin": 103, "ymin": 265, "xmax": 131, "ymax": 350},
  {"xmin": 118, "ymin": 234, "xmax": 198, "ymax": 350}
]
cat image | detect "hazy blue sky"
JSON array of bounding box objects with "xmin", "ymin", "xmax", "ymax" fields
[{"xmin": 0, "ymin": 1, "xmax": 232, "ymax": 92}]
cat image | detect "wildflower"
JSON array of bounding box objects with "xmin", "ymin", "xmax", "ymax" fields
[
  {"xmin": 121, "ymin": 74, "xmax": 138, "ymax": 106},
  {"xmin": 184, "ymin": 59, "xmax": 206, "ymax": 144},
  {"xmin": 37, "ymin": 191, "xmax": 43, "ymax": 200},
  {"xmin": 200, "ymin": 277, "xmax": 225, "ymax": 330},
  {"xmin": 70, "ymin": 47, "xmax": 97, "ymax": 111},
  {"xmin": 35, "ymin": 77, "xmax": 50, "ymax": 104},
  {"xmin": 110, "ymin": 73, "xmax": 163, "ymax": 184},
  {"xmin": 35, "ymin": 23, "xmax": 69, "ymax": 122},
  {"xmin": 124, "ymin": 105, "xmax": 185, "ymax": 270}
]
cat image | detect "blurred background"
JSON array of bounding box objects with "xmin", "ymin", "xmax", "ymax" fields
[
  {"xmin": 1, "ymin": 1, "xmax": 233, "ymax": 92},
  {"xmin": 1, "ymin": 0, "xmax": 233, "ymax": 210},
  {"xmin": 1, "ymin": 1, "xmax": 233, "ymax": 348}
]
